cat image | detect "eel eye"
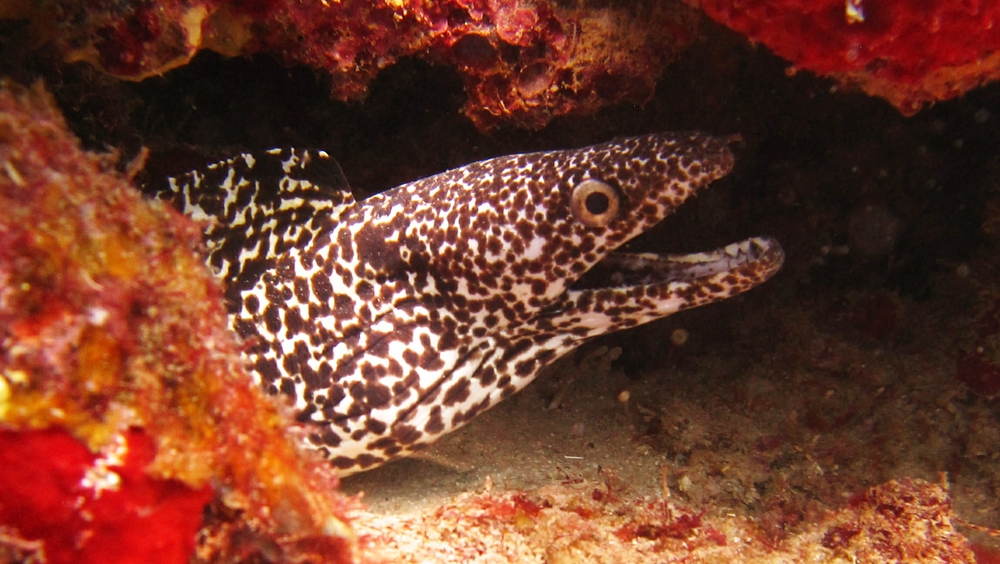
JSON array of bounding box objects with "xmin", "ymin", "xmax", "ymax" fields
[{"xmin": 571, "ymin": 179, "xmax": 620, "ymax": 227}]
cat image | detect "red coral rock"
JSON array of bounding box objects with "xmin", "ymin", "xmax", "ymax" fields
[
  {"xmin": 55, "ymin": 0, "xmax": 218, "ymax": 79},
  {"xmin": 0, "ymin": 428, "xmax": 211, "ymax": 564},
  {"xmin": 818, "ymin": 478, "xmax": 978, "ymax": 561},
  {"xmin": 614, "ymin": 512, "xmax": 704, "ymax": 543},
  {"xmin": 0, "ymin": 80, "xmax": 359, "ymax": 563},
  {"xmin": 226, "ymin": 0, "xmax": 699, "ymax": 128},
  {"xmin": 22, "ymin": 0, "xmax": 698, "ymax": 130},
  {"xmin": 971, "ymin": 543, "xmax": 1000, "ymax": 564},
  {"xmin": 695, "ymin": 0, "xmax": 1000, "ymax": 114}
]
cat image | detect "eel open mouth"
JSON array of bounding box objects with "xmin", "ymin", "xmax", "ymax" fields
[{"xmin": 570, "ymin": 236, "xmax": 785, "ymax": 293}]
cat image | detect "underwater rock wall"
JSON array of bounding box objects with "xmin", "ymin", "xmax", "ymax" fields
[
  {"xmin": 14, "ymin": 0, "xmax": 698, "ymax": 130},
  {"xmin": 9, "ymin": 0, "xmax": 1000, "ymax": 128}
]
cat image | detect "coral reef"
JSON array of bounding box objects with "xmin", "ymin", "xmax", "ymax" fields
[
  {"xmin": 13, "ymin": 0, "xmax": 1000, "ymax": 130},
  {"xmin": 352, "ymin": 477, "xmax": 977, "ymax": 563},
  {"xmin": 0, "ymin": 80, "xmax": 358, "ymax": 563},
  {"xmin": 696, "ymin": 0, "xmax": 1000, "ymax": 114},
  {"xmin": 0, "ymin": 428, "xmax": 211, "ymax": 564},
  {"xmin": 13, "ymin": 0, "xmax": 697, "ymax": 130}
]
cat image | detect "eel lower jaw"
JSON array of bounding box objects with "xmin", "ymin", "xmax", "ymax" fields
[{"xmin": 569, "ymin": 236, "xmax": 785, "ymax": 292}]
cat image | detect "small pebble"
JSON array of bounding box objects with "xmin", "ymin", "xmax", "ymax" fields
[{"xmin": 671, "ymin": 328, "xmax": 689, "ymax": 346}]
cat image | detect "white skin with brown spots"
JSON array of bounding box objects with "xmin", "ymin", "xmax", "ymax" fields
[{"xmin": 152, "ymin": 132, "xmax": 784, "ymax": 475}]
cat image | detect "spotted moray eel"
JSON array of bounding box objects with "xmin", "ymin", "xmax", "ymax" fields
[{"xmin": 151, "ymin": 132, "xmax": 784, "ymax": 475}]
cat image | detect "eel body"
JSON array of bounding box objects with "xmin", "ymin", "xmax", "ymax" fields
[{"xmin": 152, "ymin": 132, "xmax": 784, "ymax": 475}]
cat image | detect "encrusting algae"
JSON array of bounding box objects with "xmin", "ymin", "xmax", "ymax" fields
[{"xmin": 0, "ymin": 79, "xmax": 358, "ymax": 564}]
